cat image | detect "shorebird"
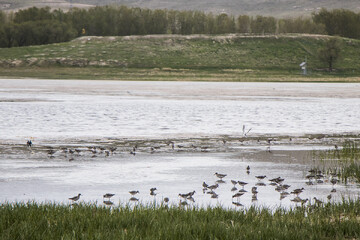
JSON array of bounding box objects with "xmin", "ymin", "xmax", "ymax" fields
[
  {"xmin": 313, "ymin": 197, "xmax": 323, "ymax": 205},
  {"xmin": 255, "ymin": 175, "xmax": 266, "ymax": 181},
  {"xmin": 214, "ymin": 172, "xmax": 227, "ymax": 180},
  {"xmin": 281, "ymin": 184, "xmax": 291, "ymax": 190},
  {"xmin": 238, "ymin": 181, "xmax": 248, "ymax": 189},
  {"xmin": 327, "ymin": 194, "xmax": 332, "ymax": 201},
  {"xmin": 202, "ymin": 182, "xmax": 208, "ymax": 189},
  {"xmin": 208, "ymin": 184, "xmax": 219, "ymax": 190},
  {"xmin": 69, "ymin": 193, "xmax": 81, "ymax": 202},
  {"xmin": 231, "ymin": 187, "xmax": 238, "ymax": 192},
  {"xmin": 246, "ymin": 165, "xmax": 250, "ymax": 171},
  {"xmin": 270, "ymin": 177, "xmax": 285, "ymax": 184},
  {"xmin": 290, "ymin": 196, "xmax": 303, "ymax": 203},
  {"xmin": 301, "ymin": 198, "xmax": 309, "ymax": 206},
  {"xmin": 232, "ymin": 201, "xmax": 243, "ymax": 207},
  {"xmin": 103, "ymin": 193, "xmax": 115, "ymax": 200},
  {"xmin": 164, "ymin": 197, "xmax": 169, "ymax": 203},
  {"xmin": 179, "ymin": 193, "xmax": 188, "ymax": 199},
  {"xmin": 129, "ymin": 190, "xmax": 139, "ymax": 195},
  {"xmin": 306, "ymin": 174, "xmax": 315, "ymax": 180},
  {"xmin": 276, "ymin": 184, "xmax": 291, "ymax": 192},
  {"xmin": 232, "ymin": 192, "xmax": 245, "ymax": 198},
  {"xmin": 280, "ymin": 191, "xmax": 289, "ymax": 197},
  {"xmin": 150, "ymin": 188, "xmax": 157, "ymax": 196},
  {"xmin": 251, "ymin": 187, "xmax": 258, "ymax": 194},
  {"xmin": 291, "ymin": 188, "xmax": 304, "ymax": 196},
  {"xmin": 187, "ymin": 190, "xmax": 196, "ymax": 197},
  {"xmin": 231, "ymin": 180, "xmax": 238, "ymax": 186},
  {"xmin": 330, "ymin": 178, "xmax": 339, "ymax": 186}
]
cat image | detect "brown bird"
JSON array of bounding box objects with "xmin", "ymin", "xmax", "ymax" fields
[
  {"xmin": 69, "ymin": 193, "xmax": 81, "ymax": 202},
  {"xmin": 232, "ymin": 201, "xmax": 243, "ymax": 207},
  {"xmin": 129, "ymin": 190, "xmax": 139, "ymax": 195},
  {"xmin": 255, "ymin": 175, "xmax": 266, "ymax": 181},
  {"xmin": 103, "ymin": 193, "xmax": 115, "ymax": 200},
  {"xmin": 214, "ymin": 172, "xmax": 227, "ymax": 180},
  {"xmin": 232, "ymin": 192, "xmax": 245, "ymax": 198},
  {"xmin": 291, "ymin": 188, "xmax": 304, "ymax": 196}
]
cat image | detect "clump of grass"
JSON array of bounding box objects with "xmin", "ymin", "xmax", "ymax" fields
[
  {"xmin": 1, "ymin": 200, "xmax": 360, "ymax": 239},
  {"xmin": 315, "ymin": 140, "xmax": 360, "ymax": 183}
]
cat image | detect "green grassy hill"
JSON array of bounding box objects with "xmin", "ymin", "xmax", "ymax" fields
[{"xmin": 0, "ymin": 34, "xmax": 359, "ymax": 81}]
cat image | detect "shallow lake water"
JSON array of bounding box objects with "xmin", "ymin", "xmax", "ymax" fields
[{"xmin": 0, "ymin": 79, "xmax": 359, "ymax": 208}]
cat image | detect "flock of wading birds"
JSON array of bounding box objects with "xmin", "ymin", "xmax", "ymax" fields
[
  {"xmin": 25, "ymin": 140, "xmax": 340, "ymax": 207},
  {"xmin": 68, "ymin": 165, "xmax": 340, "ymax": 208}
]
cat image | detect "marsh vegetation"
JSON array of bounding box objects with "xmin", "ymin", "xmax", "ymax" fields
[{"xmin": 1, "ymin": 200, "xmax": 360, "ymax": 239}]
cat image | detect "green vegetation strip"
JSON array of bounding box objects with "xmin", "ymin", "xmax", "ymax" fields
[
  {"xmin": 1, "ymin": 35, "xmax": 360, "ymax": 81},
  {"xmin": 1, "ymin": 201, "xmax": 360, "ymax": 239},
  {"xmin": 318, "ymin": 141, "xmax": 360, "ymax": 183}
]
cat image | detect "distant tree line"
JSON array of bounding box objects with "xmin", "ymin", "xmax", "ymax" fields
[{"xmin": 0, "ymin": 6, "xmax": 359, "ymax": 48}]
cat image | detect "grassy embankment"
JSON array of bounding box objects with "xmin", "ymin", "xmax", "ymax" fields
[
  {"xmin": 0, "ymin": 34, "xmax": 360, "ymax": 81},
  {"xmin": 1, "ymin": 200, "xmax": 360, "ymax": 239}
]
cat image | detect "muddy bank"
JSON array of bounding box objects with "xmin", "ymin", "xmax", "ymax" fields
[{"xmin": 0, "ymin": 134, "xmax": 355, "ymax": 157}]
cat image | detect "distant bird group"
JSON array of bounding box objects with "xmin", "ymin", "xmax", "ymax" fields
[
  {"xmin": 69, "ymin": 187, "xmax": 169, "ymax": 206},
  {"xmin": 68, "ymin": 166, "xmax": 340, "ymax": 208}
]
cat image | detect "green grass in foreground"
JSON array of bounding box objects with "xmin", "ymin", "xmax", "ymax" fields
[
  {"xmin": 1, "ymin": 34, "xmax": 360, "ymax": 81},
  {"xmin": 1, "ymin": 200, "xmax": 360, "ymax": 239}
]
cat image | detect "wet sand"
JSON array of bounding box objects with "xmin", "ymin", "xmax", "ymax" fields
[{"xmin": 1, "ymin": 79, "xmax": 360, "ymax": 99}]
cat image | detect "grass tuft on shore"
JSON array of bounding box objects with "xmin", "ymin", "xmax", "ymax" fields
[{"xmin": 1, "ymin": 200, "xmax": 360, "ymax": 239}]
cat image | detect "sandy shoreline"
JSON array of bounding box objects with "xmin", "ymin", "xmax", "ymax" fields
[{"xmin": 1, "ymin": 79, "xmax": 360, "ymax": 99}]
